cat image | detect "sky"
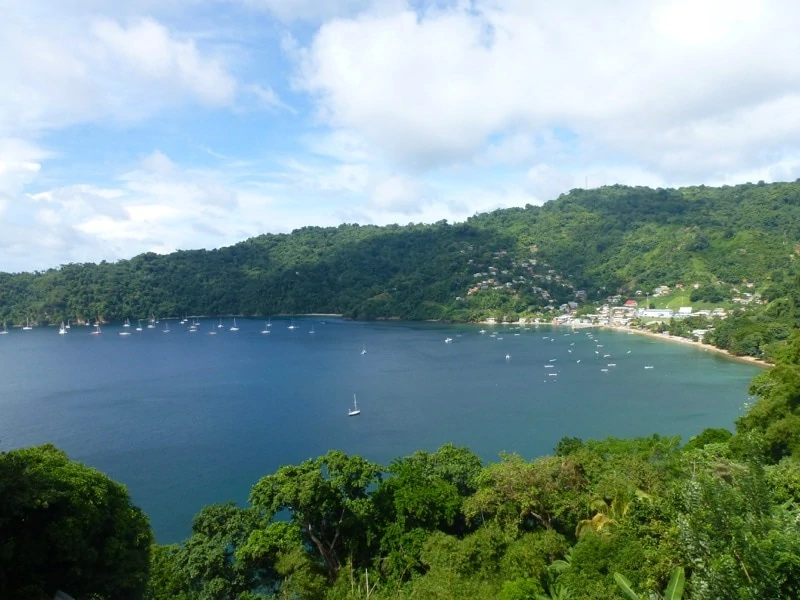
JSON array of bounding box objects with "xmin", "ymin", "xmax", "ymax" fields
[{"xmin": 2, "ymin": 0, "xmax": 800, "ymax": 272}]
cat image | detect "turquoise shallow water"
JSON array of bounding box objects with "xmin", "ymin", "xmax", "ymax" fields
[{"xmin": 0, "ymin": 319, "xmax": 761, "ymax": 542}]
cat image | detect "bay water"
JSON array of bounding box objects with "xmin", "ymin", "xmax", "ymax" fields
[{"xmin": 0, "ymin": 318, "xmax": 761, "ymax": 542}]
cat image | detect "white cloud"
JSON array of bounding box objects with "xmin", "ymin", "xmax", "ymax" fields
[
  {"xmin": 244, "ymin": 83, "xmax": 295, "ymax": 112},
  {"xmin": 0, "ymin": 11, "xmax": 239, "ymax": 135},
  {"xmin": 91, "ymin": 17, "xmax": 237, "ymax": 107},
  {"xmin": 293, "ymin": 0, "xmax": 800, "ymax": 182},
  {"xmin": 5, "ymin": 0, "xmax": 800, "ymax": 272},
  {"xmin": 370, "ymin": 174, "xmax": 432, "ymax": 214}
]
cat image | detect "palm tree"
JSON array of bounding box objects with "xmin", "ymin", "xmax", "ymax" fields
[
  {"xmin": 535, "ymin": 550, "xmax": 574, "ymax": 600},
  {"xmin": 575, "ymin": 489, "xmax": 651, "ymax": 537},
  {"xmin": 535, "ymin": 583, "xmax": 573, "ymax": 600},
  {"xmin": 614, "ymin": 566, "xmax": 685, "ymax": 600}
]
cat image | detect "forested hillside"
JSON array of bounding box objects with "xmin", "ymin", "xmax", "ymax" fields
[{"xmin": 2, "ymin": 181, "xmax": 800, "ymax": 332}]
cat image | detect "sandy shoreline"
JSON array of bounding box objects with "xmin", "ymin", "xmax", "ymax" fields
[{"xmin": 602, "ymin": 325, "xmax": 772, "ymax": 368}]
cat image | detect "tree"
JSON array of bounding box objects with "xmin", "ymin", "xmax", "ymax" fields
[
  {"xmin": 0, "ymin": 444, "xmax": 153, "ymax": 600},
  {"xmin": 677, "ymin": 456, "xmax": 800, "ymax": 599},
  {"xmin": 464, "ymin": 454, "xmax": 586, "ymax": 535},
  {"xmin": 614, "ymin": 566, "xmax": 685, "ymax": 600},
  {"xmin": 248, "ymin": 450, "xmax": 382, "ymax": 581}
]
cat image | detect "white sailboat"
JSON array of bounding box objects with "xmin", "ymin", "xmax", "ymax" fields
[
  {"xmin": 123, "ymin": 318, "xmax": 131, "ymax": 328},
  {"xmin": 217, "ymin": 318, "xmax": 224, "ymax": 329},
  {"xmin": 309, "ymin": 325, "xmax": 315, "ymax": 335},
  {"xmin": 361, "ymin": 344, "xmax": 367, "ymax": 355},
  {"xmin": 147, "ymin": 315, "xmax": 156, "ymax": 329},
  {"xmin": 348, "ymin": 394, "xmax": 361, "ymax": 417},
  {"xmin": 261, "ymin": 321, "xmax": 270, "ymax": 334},
  {"xmin": 91, "ymin": 323, "xmax": 102, "ymax": 336},
  {"xmin": 136, "ymin": 320, "xmax": 143, "ymax": 331},
  {"xmin": 65, "ymin": 320, "xmax": 71, "ymax": 329},
  {"xmin": 0, "ymin": 323, "xmax": 8, "ymax": 335},
  {"xmin": 230, "ymin": 318, "xmax": 239, "ymax": 331},
  {"xmin": 58, "ymin": 322, "xmax": 67, "ymax": 335},
  {"xmin": 22, "ymin": 318, "xmax": 32, "ymax": 331},
  {"xmin": 163, "ymin": 321, "xmax": 171, "ymax": 333},
  {"xmin": 287, "ymin": 318, "xmax": 298, "ymax": 330}
]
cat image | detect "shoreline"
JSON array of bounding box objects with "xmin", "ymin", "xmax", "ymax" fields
[
  {"xmin": 601, "ymin": 325, "xmax": 772, "ymax": 368},
  {"xmin": 459, "ymin": 319, "xmax": 771, "ymax": 368}
]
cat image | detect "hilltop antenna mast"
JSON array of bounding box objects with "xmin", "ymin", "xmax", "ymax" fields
[{"xmin": 585, "ymin": 175, "xmax": 588, "ymax": 189}]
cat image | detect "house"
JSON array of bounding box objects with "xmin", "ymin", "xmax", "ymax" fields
[
  {"xmin": 639, "ymin": 309, "xmax": 673, "ymax": 319},
  {"xmin": 678, "ymin": 306, "xmax": 693, "ymax": 315},
  {"xmin": 653, "ymin": 286, "xmax": 671, "ymax": 296},
  {"xmin": 624, "ymin": 299, "xmax": 638, "ymax": 307},
  {"xmin": 575, "ymin": 290, "xmax": 587, "ymax": 300}
]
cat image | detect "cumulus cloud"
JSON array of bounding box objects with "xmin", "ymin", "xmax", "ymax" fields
[
  {"xmin": 293, "ymin": 0, "xmax": 800, "ymax": 182},
  {"xmin": 0, "ymin": 11, "xmax": 239, "ymax": 134},
  {"xmin": 4, "ymin": 0, "xmax": 800, "ymax": 271}
]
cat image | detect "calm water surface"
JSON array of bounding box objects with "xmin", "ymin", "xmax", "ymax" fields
[{"xmin": 0, "ymin": 319, "xmax": 761, "ymax": 542}]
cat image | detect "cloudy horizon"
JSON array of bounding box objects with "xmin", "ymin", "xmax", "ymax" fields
[{"xmin": 1, "ymin": 0, "xmax": 799, "ymax": 271}]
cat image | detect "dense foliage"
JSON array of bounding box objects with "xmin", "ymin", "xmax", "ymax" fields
[
  {"xmin": 3, "ymin": 182, "xmax": 800, "ymax": 344},
  {"xmin": 0, "ymin": 444, "xmax": 153, "ymax": 600},
  {"xmin": 6, "ymin": 332, "xmax": 800, "ymax": 599}
]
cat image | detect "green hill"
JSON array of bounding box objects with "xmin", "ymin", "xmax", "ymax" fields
[{"xmin": 2, "ymin": 181, "xmax": 800, "ymax": 348}]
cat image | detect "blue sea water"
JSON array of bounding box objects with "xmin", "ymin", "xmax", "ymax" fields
[{"xmin": 0, "ymin": 318, "xmax": 761, "ymax": 542}]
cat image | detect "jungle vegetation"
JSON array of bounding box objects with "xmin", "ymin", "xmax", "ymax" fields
[{"xmin": 2, "ymin": 181, "xmax": 800, "ymax": 359}]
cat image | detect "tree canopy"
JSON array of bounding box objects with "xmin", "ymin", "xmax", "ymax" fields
[{"xmin": 0, "ymin": 444, "xmax": 153, "ymax": 600}]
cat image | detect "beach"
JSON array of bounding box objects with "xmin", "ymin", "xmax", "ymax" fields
[{"xmin": 604, "ymin": 325, "xmax": 772, "ymax": 368}]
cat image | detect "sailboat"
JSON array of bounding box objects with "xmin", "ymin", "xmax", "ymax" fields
[
  {"xmin": 0, "ymin": 322, "xmax": 8, "ymax": 335},
  {"xmin": 65, "ymin": 320, "xmax": 71, "ymax": 329},
  {"xmin": 217, "ymin": 318, "xmax": 224, "ymax": 329},
  {"xmin": 163, "ymin": 321, "xmax": 171, "ymax": 333},
  {"xmin": 309, "ymin": 325, "xmax": 315, "ymax": 335},
  {"xmin": 361, "ymin": 344, "xmax": 367, "ymax": 355},
  {"xmin": 58, "ymin": 322, "xmax": 67, "ymax": 335},
  {"xmin": 287, "ymin": 318, "xmax": 298, "ymax": 330},
  {"xmin": 119, "ymin": 317, "xmax": 131, "ymax": 335},
  {"xmin": 230, "ymin": 318, "xmax": 239, "ymax": 331},
  {"xmin": 91, "ymin": 323, "xmax": 102, "ymax": 336},
  {"xmin": 348, "ymin": 394, "xmax": 361, "ymax": 417},
  {"xmin": 267, "ymin": 317, "xmax": 272, "ymax": 328},
  {"xmin": 22, "ymin": 318, "xmax": 32, "ymax": 331},
  {"xmin": 261, "ymin": 321, "xmax": 270, "ymax": 334},
  {"xmin": 136, "ymin": 320, "xmax": 143, "ymax": 331},
  {"xmin": 147, "ymin": 315, "xmax": 156, "ymax": 329}
]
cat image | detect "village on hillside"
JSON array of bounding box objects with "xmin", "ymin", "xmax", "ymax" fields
[{"xmin": 458, "ymin": 245, "xmax": 762, "ymax": 340}]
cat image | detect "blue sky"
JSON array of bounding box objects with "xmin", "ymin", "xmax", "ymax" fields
[{"xmin": 2, "ymin": 0, "xmax": 800, "ymax": 271}]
